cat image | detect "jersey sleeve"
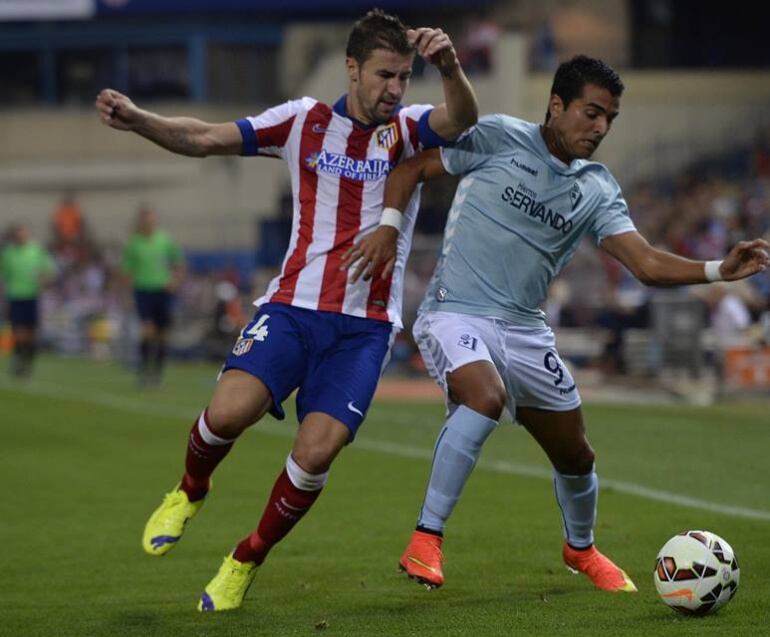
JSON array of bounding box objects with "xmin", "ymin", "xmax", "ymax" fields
[
  {"xmin": 235, "ymin": 98, "xmax": 309, "ymax": 159},
  {"xmin": 438, "ymin": 114, "xmax": 506, "ymax": 175},
  {"xmin": 397, "ymin": 104, "xmax": 453, "ymax": 159},
  {"xmin": 589, "ymin": 170, "xmax": 637, "ymax": 245}
]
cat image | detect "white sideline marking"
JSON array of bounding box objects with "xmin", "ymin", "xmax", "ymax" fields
[{"xmin": 4, "ymin": 378, "xmax": 770, "ymax": 522}]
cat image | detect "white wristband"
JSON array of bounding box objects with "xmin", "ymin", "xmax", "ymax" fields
[
  {"xmin": 379, "ymin": 207, "xmax": 403, "ymax": 232},
  {"xmin": 704, "ymin": 260, "xmax": 724, "ymax": 282}
]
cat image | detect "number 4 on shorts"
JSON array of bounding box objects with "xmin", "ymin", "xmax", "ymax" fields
[{"xmin": 246, "ymin": 314, "xmax": 270, "ymax": 342}]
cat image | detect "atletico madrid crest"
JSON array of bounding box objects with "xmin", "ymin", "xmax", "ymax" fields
[
  {"xmin": 232, "ymin": 338, "xmax": 253, "ymax": 357},
  {"xmin": 376, "ymin": 123, "xmax": 398, "ymax": 150}
]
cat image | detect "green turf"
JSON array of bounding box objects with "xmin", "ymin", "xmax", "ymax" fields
[{"xmin": 1, "ymin": 357, "xmax": 768, "ymax": 636}]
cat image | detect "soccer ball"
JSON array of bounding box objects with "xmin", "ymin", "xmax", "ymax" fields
[{"xmin": 654, "ymin": 530, "xmax": 740, "ymax": 616}]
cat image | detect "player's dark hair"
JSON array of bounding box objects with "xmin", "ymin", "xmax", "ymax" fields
[
  {"xmin": 545, "ymin": 55, "xmax": 624, "ymax": 122},
  {"xmin": 346, "ymin": 9, "xmax": 414, "ymax": 65}
]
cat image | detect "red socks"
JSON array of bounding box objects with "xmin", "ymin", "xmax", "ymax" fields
[
  {"xmin": 179, "ymin": 410, "xmax": 234, "ymax": 502},
  {"xmin": 233, "ymin": 467, "xmax": 324, "ymax": 564}
]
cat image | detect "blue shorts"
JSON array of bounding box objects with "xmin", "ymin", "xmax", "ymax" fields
[
  {"xmin": 223, "ymin": 303, "xmax": 394, "ymax": 439},
  {"xmin": 8, "ymin": 299, "xmax": 38, "ymax": 328},
  {"xmin": 134, "ymin": 290, "xmax": 173, "ymax": 328}
]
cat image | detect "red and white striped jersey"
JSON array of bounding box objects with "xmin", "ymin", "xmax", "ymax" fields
[{"xmin": 235, "ymin": 95, "xmax": 446, "ymax": 329}]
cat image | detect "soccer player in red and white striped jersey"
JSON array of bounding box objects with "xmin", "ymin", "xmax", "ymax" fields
[{"xmin": 95, "ymin": 9, "xmax": 478, "ymax": 611}]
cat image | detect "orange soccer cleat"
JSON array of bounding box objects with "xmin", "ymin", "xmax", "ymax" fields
[
  {"xmin": 399, "ymin": 530, "xmax": 445, "ymax": 589},
  {"xmin": 563, "ymin": 543, "xmax": 637, "ymax": 592}
]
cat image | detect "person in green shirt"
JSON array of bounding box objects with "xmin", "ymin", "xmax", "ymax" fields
[
  {"xmin": 0, "ymin": 224, "xmax": 55, "ymax": 377},
  {"xmin": 122, "ymin": 207, "xmax": 184, "ymax": 385}
]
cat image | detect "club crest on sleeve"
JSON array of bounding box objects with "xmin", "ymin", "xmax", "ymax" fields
[
  {"xmin": 458, "ymin": 334, "xmax": 477, "ymax": 351},
  {"xmin": 376, "ymin": 123, "xmax": 399, "ymax": 150},
  {"xmin": 232, "ymin": 338, "xmax": 253, "ymax": 357}
]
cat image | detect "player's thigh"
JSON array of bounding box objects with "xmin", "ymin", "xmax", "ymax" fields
[
  {"xmin": 446, "ymin": 361, "xmax": 507, "ymax": 420},
  {"xmin": 413, "ymin": 311, "xmax": 505, "ymax": 413},
  {"xmin": 208, "ymin": 369, "xmax": 274, "ymax": 437},
  {"xmin": 516, "ymin": 405, "xmax": 595, "ymax": 475},
  {"xmin": 296, "ymin": 317, "xmax": 392, "ymax": 441},
  {"xmin": 152, "ymin": 291, "xmax": 173, "ymax": 331},
  {"xmin": 292, "ymin": 412, "xmax": 351, "ymax": 474},
  {"xmin": 502, "ymin": 326, "xmax": 581, "ymax": 414},
  {"xmin": 213, "ymin": 305, "xmax": 309, "ymax": 434}
]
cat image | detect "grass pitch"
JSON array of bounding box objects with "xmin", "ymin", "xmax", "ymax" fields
[{"xmin": 1, "ymin": 357, "xmax": 769, "ymax": 636}]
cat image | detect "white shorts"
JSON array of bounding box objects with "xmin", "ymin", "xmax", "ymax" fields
[{"xmin": 413, "ymin": 310, "xmax": 582, "ymax": 419}]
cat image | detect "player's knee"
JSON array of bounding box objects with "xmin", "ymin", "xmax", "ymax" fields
[
  {"xmin": 555, "ymin": 443, "xmax": 595, "ymax": 475},
  {"xmin": 205, "ymin": 403, "xmax": 254, "ymax": 439},
  {"xmin": 459, "ymin": 387, "xmax": 506, "ymax": 421},
  {"xmin": 291, "ymin": 443, "xmax": 338, "ymax": 475}
]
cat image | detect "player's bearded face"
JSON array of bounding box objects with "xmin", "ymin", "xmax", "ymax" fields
[
  {"xmin": 349, "ymin": 49, "xmax": 413, "ymax": 124},
  {"xmin": 554, "ymin": 84, "xmax": 619, "ymax": 160}
]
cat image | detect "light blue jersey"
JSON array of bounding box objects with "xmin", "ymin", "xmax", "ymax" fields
[{"xmin": 421, "ymin": 114, "xmax": 636, "ymax": 326}]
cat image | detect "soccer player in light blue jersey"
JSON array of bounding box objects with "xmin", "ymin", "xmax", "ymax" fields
[{"xmin": 344, "ymin": 55, "xmax": 769, "ymax": 593}]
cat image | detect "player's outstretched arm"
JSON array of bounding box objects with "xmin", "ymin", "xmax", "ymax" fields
[
  {"xmin": 95, "ymin": 88, "xmax": 243, "ymax": 157},
  {"xmin": 408, "ymin": 28, "xmax": 478, "ymax": 140},
  {"xmin": 601, "ymin": 231, "xmax": 769, "ymax": 285},
  {"xmin": 342, "ymin": 149, "xmax": 447, "ymax": 282}
]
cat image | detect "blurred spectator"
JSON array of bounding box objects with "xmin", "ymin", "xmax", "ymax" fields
[
  {"xmin": 0, "ymin": 223, "xmax": 56, "ymax": 377},
  {"xmin": 595, "ymin": 253, "xmax": 650, "ymax": 374},
  {"xmin": 530, "ymin": 20, "xmax": 558, "ymax": 72},
  {"xmin": 52, "ymin": 193, "xmax": 84, "ymax": 247},
  {"xmin": 457, "ymin": 13, "xmax": 500, "ymax": 74},
  {"xmin": 205, "ymin": 277, "xmax": 247, "ymax": 360},
  {"xmin": 709, "ymin": 283, "xmax": 753, "ymax": 345},
  {"xmin": 750, "ymin": 126, "xmax": 770, "ymax": 179},
  {"xmin": 121, "ymin": 206, "xmax": 184, "ymax": 386}
]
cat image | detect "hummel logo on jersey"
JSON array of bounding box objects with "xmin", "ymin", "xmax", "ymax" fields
[
  {"xmin": 376, "ymin": 122, "xmax": 399, "ymax": 150},
  {"xmin": 510, "ymin": 155, "xmax": 538, "ymax": 176},
  {"xmin": 347, "ymin": 401, "xmax": 364, "ymax": 417},
  {"xmin": 458, "ymin": 334, "xmax": 477, "ymax": 351},
  {"xmin": 305, "ymin": 149, "xmax": 392, "ymax": 182}
]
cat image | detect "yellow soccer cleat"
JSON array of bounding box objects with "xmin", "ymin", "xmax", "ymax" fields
[
  {"xmin": 198, "ymin": 553, "xmax": 258, "ymax": 612},
  {"xmin": 563, "ymin": 543, "xmax": 638, "ymax": 592},
  {"xmin": 142, "ymin": 486, "xmax": 205, "ymax": 556}
]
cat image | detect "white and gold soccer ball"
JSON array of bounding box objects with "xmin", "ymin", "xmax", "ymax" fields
[{"xmin": 654, "ymin": 530, "xmax": 740, "ymax": 616}]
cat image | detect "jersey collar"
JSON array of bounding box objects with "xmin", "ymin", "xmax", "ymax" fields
[{"xmin": 535, "ymin": 125, "xmax": 584, "ymax": 175}]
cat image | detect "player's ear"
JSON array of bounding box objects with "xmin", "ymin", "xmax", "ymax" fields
[
  {"xmin": 346, "ymin": 57, "xmax": 359, "ymax": 83},
  {"xmin": 548, "ymin": 94, "xmax": 564, "ymax": 120}
]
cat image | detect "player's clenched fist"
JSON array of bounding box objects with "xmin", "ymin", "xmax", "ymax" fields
[
  {"xmin": 407, "ymin": 27, "xmax": 459, "ymax": 75},
  {"xmin": 95, "ymin": 88, "xmax": 140, "ymax": 131}
]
